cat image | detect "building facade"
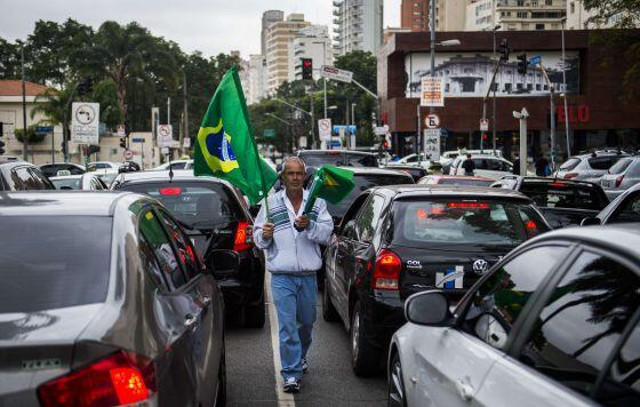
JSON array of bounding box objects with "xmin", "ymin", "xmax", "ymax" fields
[
  {"xmin": 466, "ymin": 0, "xmax": 567, "ymax": 32},
  {"xmin": 248, "ymin": 54, "xmax": 267, "ymax": 105},
  {"xmin": 332, "ymin": 0, "xmax": 383, "ymax": 56},
  {"xmin": 265, "ymin": 13, "xmax": 311, "ymax": 94},
  {"xmin": 262, "ymin": 10, "xmax": 284, "ymax": 57},
  {"xmin": 401, "ymin": 0, "xmax": 466, "ymax": 32},
  {"xmin": 291, "ymin": 25, "xmax": 333, "ymax": 82}
]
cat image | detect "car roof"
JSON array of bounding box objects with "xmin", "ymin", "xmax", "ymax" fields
[
  {"xmin": 298, "ymin": 149, "xmax": 376, "ymax": 157},
  {"xmin": 115, "ymin": 169, "xmax": 225, "ymax": 183},
  {"xmin": 428, "ymin": 175, "xmax": 494, "ymax": 181},
  {"xmin": 338, "ymin": 166, "xmax": 414, "ymax": 177},
  {"xmin": 504, "ymin": 176, "xmax": 602, "ymax": 188},
  {"xmin": 373, "ymin": 184, "xmax": 531, "ymax": 200},
  {"xmin": 40, "ymin": 162, "xmax": 85, "ymax": 167},
  {"xmin": 49, "ymin": 175, "xmax": 84, "ymax": 180},
  {"xmin": 0, "ymin": 191, "xmax": 141, "ymax": 216}
]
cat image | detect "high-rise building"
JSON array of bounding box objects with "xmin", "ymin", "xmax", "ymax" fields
[
  {"xmin": 566, "ymin": 1, "xmax": 629, "ymax": 30},
  {"xmin": 265, "ymin": 13, "xmax": 311, "ymax": 94},
  {"xmin": 332, "ymin": 0, "xmax": 383, "ymax": 57},
  {"xmin": 400, "ymin": 0, "xmax": 466, "ymax": 32},
  {"xmin": 248, "ymin": 55, "xmax": 267, "ymax": 105},
  {"xmin": 465, "ymin": 0, "xmax": 567, "ymax": 32},
  {"xmin": 230, "ymin": 51, "xmax": 250, "ymax": 100},
  {"xmin": 291, "ymin": 25, "xmax": 333, "ymax": 82},
  {"xmin": 401, "ymin": 0, "xmax": 429, "ymax": 32},
  {"xmin": 262, "ymin": 10, "xmax": 284, "ymax": 57}
]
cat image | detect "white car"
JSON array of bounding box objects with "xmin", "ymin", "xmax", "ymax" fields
[
  {"xmin": 86, "ymin": 161, "xmax": 122, "ymax": 171},
  {"xmin": 439, "ymin": 149, "xmax": 504, "ymax": 171},
  {"xmin": 50, "ymin": 173, "xmax": 108, "ymax": 190},
  {"xmin": 396, "ymin": 153, "xmax": 432, "ymax": 169},
  {"xmin": 388, "ymin": 225, "xmax": 640, "ymax": 407},
  {"xmin": 151, "ymin": 159, "xmax": 193, "ymax": 171},
  {"xmin": 449, "ymin": 155, "xmax": 514, "ymax": 180}
]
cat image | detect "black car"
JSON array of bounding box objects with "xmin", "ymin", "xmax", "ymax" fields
[
  {"xmin": 0, "ymin": 159, "xmax": 55, "ymax": 191},
  {"xmin": 322, "ymin": 184, "xmax": 550, "ymax": 376},
  {"xmin": 492, "ymin": 176, "xmax": 609, "ymax": 228},
  {"xmin": 111, "ymin": 170, "xmax": 266, "ymax": 327},
  {"xmin": 0, "ymin": 192, "xmax": 228, "ymax": 406},
  {"xmin": 297, "ymin": 149, "xmax": 379, "ymax": 169},
  {"xmin": 382, "ymin": 164, "xmax": 428, "ymax": 183},
  {"xmin": 582, "ymin": 182, "xmax": 640, "ymax": 225},
  {"xmin": 39, "ymin": 162, "xmax": 86, "ymax": 177}
]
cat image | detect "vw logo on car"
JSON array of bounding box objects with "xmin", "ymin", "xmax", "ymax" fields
[{"xmin": 472, "ymin": 259, "xmax": 489, "ymax": 275}]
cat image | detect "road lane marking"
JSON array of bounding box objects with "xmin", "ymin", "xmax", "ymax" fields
[{"xmin": 266, "ymin": 271, "xmax": 296, "ymax": 407}]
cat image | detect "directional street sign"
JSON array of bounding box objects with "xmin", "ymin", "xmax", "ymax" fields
[
  {"xmin": 35, "ymin": 125, "xmax": 54, "ymax": 134},
  {"xmin": 529, "ymin": 55, "xmax": 541, "ymax": 65},
  {"xmin": 319, "ymin": 66, "xmax": 353, "ymax": 83},
  {"xmin": 423, "ymin": 129, "xmax": 441, "ymax": 161}
]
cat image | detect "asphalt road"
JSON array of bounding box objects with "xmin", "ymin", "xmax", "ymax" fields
[{"xmin": 225, "ymin": 274, "xmax": 387, "ymax": 407}]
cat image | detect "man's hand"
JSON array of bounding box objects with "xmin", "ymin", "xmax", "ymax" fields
[
  {"xmin": 295, "ymin": 215, "xmax": 310, "ymax": 230},
  {"xmin": 262, "ymin": 222, "xmax": 275, "ymax": 239}
]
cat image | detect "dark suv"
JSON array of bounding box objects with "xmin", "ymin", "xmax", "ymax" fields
[
  {"xmin": 111, "ymin": 170, "xmax": 266, "ymax": 327},
  {"xmin": 297, "ymin": 149, "xmax": 379, "ymax": 169},
  {"xmin": 323, "ymin": 184, "xmax": 550, "ymax": 375},
  {"xmin": 0, "ymin": 159, "xmax": 55, "ymax": 191}
]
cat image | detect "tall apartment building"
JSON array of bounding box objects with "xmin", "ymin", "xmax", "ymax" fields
[
  {"xmin": 566, "ymin": 1, "xmax": 628, "ymax": 30},
  {"xmin": 265, "ymin": 13, "xmax": 311, "ymax": 94},
  {"xmin": 400, "ymin": 0, "xmax": 466, "ymax": 32},
  {"xmin": 248, "ymin": 54, "xmax": 267, "ymax": 105},
  {"xmin": 290, "ymin": 25, "xmax": 333, "ymax": 82},
  {"xmin": 230, "ymin": 51, "xmax": 250, "ymax": 101},
  {"xmin": 332, "ymin": 0, "xmax": 383, "ymax": 57},
  {"xmin": 261, "ymin": 10, "xmax": 284, "ymax": 57},
  {"xmin": 465, "ymin": 0, "xmax": 567, "ymax": 32}
]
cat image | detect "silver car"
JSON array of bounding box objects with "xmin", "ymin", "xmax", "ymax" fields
[
  {"xmin": 600, "ymin": 156, "xmax": 640, "ymax": 200},
  {"xmin": 555, "ymin": 152, "xmax": 629, "ymax": 183},
  {"xmin": 0, "ymin": 192, "xmax": 229, "ymax": 406},
  {"xmin": 388, "ymin": 225, "xmax": 640, "ymax": 407}
]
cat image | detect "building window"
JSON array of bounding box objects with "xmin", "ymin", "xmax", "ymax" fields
[
  {"xmin": 504, "ymin": 83, "xmax": 513, "ymax": 92},
  {"xmin": 536, "ymin": 84, "xmax": 542, "ymax": 91},
  {"xmin": 545, "ymin": 0, "xmax": 552, "ymax": 5},
  {"xmin": 570, "ymin": 2, "xmax": 575, "ymax": 14},
  {"xmin": 445, "ymin": 83, "xmax": 450, "ymax": 92},
  {"xmin": 517, "ymin": 83, "xmax": 524, "ymax": 90},
  {"xmin": 527, "ymin": 83, "xmax": 533, "ymax": 90},
  {"xmin": 536, "ymin": 23, "xmax": 545, "ymax": 30},
  {"xmin": 517, "ymin": 12, "xmax": 528, "ymax": 18},
  {"xmin": 517, "ymin": 0, "xmax": 524, "ymax": 6}
]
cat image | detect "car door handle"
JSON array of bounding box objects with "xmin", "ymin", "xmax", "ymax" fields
[
  {"xmin": 456, "ymin": 377, "xmax": 474, "ymax": 401},
  {"xmin": 184, "ymin": 314, "xmax": 198, "ymax": 330}
]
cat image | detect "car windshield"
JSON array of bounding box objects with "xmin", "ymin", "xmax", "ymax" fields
[
  {"xmin": 119, "ymin": 181, "xmax": 244, "ymax": 229},
  {"xmin": 607, "ymin": 158, "xmax": 634, "ymax": 175},
  {"xmin": 326, "ymin": 174, "xmax": 412, "ymax": 218},
  {"xmin": 437, "ymin": 178, "xmax": 494, "ymax": 186},
  {"xmin": 52, "ymin": 178, "xmax": 81, "ymax": 190},
  {"xmin": 0, "ymin": 216, "xmax": 112, "ymax": 313},
  {"xmin": 392, "ymin": 200, "xmax": 547, "ymax": 247},
  {"xmin": 520, "ymin": 181, "xmax": 608, "ymax": 210},
  {"xmin": 299, "ymin": 152, "xmax": 377, "ymax": 168},
  {"xmin": 559, "ymin": 158, "xmax": 581, "ymax": 171}
]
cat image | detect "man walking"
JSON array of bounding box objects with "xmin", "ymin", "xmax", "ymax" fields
[
  {"xmin": 253, "ymin": 157, "xmax": 333, "ymax": 393},
  {"xmin": 462, "ymin": 154, "xmax": 475, "ymax": 176}
]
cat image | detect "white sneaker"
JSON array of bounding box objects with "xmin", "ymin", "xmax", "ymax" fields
[{"xmin": 283, "ymin": 377, "xmax": 300, "ymax": 393}]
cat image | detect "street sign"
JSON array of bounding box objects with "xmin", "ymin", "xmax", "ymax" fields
[
  {"xmin": 35, "ymin": 125, "xmax": 54, "ymax": 134},
  {"xmin": 318, "ymin": 118, "xmax": 332, "ymax": 141},
  {"xmin": 157, "ymin": 124, "xmax": 173, "ymax": 148},
  {"xmin": 132, "ymin": 137, "xmax": 144, "ymax": 143},
  {"xmin": 123, "ymin": 149, "xmax": 133, "ymax": 160},
  {"xmin": 423, "ymin": 129, "xmax": 441, "ymax": 161},
  {"xmin": 330, "ymin": 139, "xmax": 342, "ymax": 148},
  {"xmin": 480, "ymin": 119, "xmax": 489, "ymax": 132},
  {"xmin": 319, "ymin": 66, "xmax": 353, "ymax": 83},
  {"xmin": 529, "ymin": 55, "xmax": 541, "ymax": 65},
  {"xmin": 71, "ymin": 102, "xmax": 100, "ymax": 144},
  {"xmin": 183, "ymin": 137, "xmax": 191, "ymax": 148},
  {"xmin": 420, "ymin": 77, "xmax": 444, "ymax": 107},
  {"xmin": 263, "ymin": 129, "xmax": 276, "ymax": 138},
  {"xmin": 425, "ymin": 114, "xmax": 440, "ymax": 129},
  {"xmin": 332, "ymin": 125, "xmax": 356, "ymax": 135},
  {"xmin": 116, "ymin": 124, "xmax": 126, "ymax": 137}
]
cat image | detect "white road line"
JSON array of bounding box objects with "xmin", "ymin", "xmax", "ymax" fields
[{"xmin": 266, "ymin": 271, "xmax": 296, "ymax": 407}]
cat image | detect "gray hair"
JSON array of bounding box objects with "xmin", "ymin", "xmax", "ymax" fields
[{"xmin": 281, "ymin": 156, "xmax": 306, "ymax": 174}]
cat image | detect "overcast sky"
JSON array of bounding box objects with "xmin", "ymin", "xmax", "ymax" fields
[{"xmin": 1, "ymin": 0, "xmax": 402, "ymax": 58}]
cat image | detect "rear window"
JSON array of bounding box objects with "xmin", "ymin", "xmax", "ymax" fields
[
  {"xmin": 607, "ymin": 158, "xmax": 634, "ymax": 175},
  {"xmin": 326, "ymin": 174, "xmax": 413, "ymax": 218},
  {"xmin": 438, "ymin": 178, "xmax": 494, "ymax": 187},
  {"xmin": 520, "ymin": 181, "xmax": 608, "ymax": 210},
  {"xmin": 559, "ymin": 158, "xmax": 581, "ymax": 171},
  {"xmin": 299, "ymin": 152, "xmax": 378, "ymax": 168},
  {"xmin": 119, "ymin": 181, "xmax": 244, "ymax": 229},
  {"xmin": 52, "ymin": 178, "xmax": 81, "ymax": 190},
  {"xmin": 392, "ymin": 200, "xmax": 547, "ymax": 247},
  {"xmin": 588, "ymin": 157, "xmax": 618, "ymax": 170},
  {"xmin": 0, "ymin": 216, "xmax": 112, "ymax": 313}
]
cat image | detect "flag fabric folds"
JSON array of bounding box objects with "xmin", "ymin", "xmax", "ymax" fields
[
  {"xmin": 194, "ymin": 67, "xmax": 278, "ymax": 205},
  {"xmin": 304, "ymin": 165, "xmax": 356, "ymax": 214}
]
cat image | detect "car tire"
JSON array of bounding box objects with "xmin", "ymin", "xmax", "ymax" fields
[
  {"xmin": 322, "ymin": 276, "xmax": 339, "ymax": 322},
  {"xmin": 215, "ymin": 343, "xmax": 227, "ymax": 406},
  {"xmin": 387, "ymin": 351, "xmax": 407, "ymax": 407},
  {"xmin": 351, "ymin": 301, "xmax": 380, "ymax": 377},
  {"xmin": 243, "ymin": 296, "xmax": 265, "ymax": 328}
]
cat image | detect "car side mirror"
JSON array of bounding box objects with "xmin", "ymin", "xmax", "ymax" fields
[
  {"xmin": 404, "ymin": 290, "xmax": 452, "ymax": 326},
  {"xmin": 580, "ymin": 217, "xmax": 602, "ymax": 226},
  {"xmin": 206, "ymin": 249, "xmax": 240, "ymax": 275}
]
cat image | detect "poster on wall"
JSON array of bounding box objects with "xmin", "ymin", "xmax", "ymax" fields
[{"xmin": 405, "ymin": 51, "xmax": 580, "ymax": 99}]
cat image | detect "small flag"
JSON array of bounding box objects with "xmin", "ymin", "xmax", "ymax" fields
[
  {"xmin": 194, "ymin": 67, "xmax": 278, "ymax": 205},
  {"xmin": 304, "ymin": 165, "xmax": 356, "ymax": 214}
]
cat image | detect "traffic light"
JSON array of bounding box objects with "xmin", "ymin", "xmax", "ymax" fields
[
  {"xmin": 77, "ymin": 78, "xmax": 93, "ymax": 96},
  {"xmin": 301, "ymin": 58, "xmax": 313, "ymax": 81},
  {"xmin": 517, "ymin": 53, "xmax": 528, "ymax": 75},
  {"xmin": 119, "ymin": 136, "xmax": 128, "ymax": 149},
  {"xmin": 500, "ymin": 39, "xmax": 510, "ymax": 61},
  {"xmin": 482, "ymin": 133, "xmax": 488, "ymax": 141},
  {"xmin": 0, "ymin": 122, "xmax": 5, "ymax": 155}
]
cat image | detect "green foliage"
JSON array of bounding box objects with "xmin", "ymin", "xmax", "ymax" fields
[
  {"xmin": 14, "ymin": 125, "xmax": 46, "ymax": 144},
  {"xmin": 0, "ymin": 38, "xmax": 20, "ymax": 79}
]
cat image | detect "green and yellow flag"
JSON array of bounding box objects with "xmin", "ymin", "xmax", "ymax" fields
[
  {"xmin": 194, "ymin": 67, "xmax": 278, "ymax": 205},
  {"xmin": 304, "ymin": 165, "xmax": 356, "ymax": 214}
]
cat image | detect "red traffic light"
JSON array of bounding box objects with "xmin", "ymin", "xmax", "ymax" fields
[
  {"xmin": 482, "ymin": 133, "xmax": 488, "ymax": 140},
  {"xmin": 303, "ymin": 60, "xmax": 312, "ymax": 68}
]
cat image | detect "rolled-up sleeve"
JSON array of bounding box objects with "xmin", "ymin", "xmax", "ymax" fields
[
  {"xmin": 253, "ymin": 202, "xmax": 272, "ymax": 249},
  {"xmin": 306, "ymin": 198, "xmax": 333, "ymax": 245}
]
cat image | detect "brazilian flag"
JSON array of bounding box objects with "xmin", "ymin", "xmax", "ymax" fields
[
  {"xmin": 304, "ymin": 165, "xmax": 356, "ymax": 214},
  {"xmin": 194, "ymin": 67, "xmax": 278, "ymax": 205}
]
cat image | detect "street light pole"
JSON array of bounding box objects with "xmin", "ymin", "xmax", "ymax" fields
[
  {"xmin": 492, "ymin": 25, "xmax": 501, "ymax": 152},
  {"xmin": 561, "ymin": 18, "xmax": 571, "ymax": 157},
  {"xmin": 426, "ymin": 0, "xmax": 436, "ymax": 161},
  {"xmin": 19, "ymin": 41, "xmax": 28, "ymax": 161}
]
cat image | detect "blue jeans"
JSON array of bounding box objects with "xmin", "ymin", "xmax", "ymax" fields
[{"xmin": 271, "ymin": 273, "xmax": 317, "ymax": 380}]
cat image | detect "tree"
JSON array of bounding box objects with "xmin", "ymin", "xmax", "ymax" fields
[{"xmin": 0, "ymin": 38, "xmax": 20, "ymax": 79}]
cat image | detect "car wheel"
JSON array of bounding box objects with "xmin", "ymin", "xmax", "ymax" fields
[
  {"xmin": 351, "ymin": 301, "xmax": 380, "ymax": 376},
  {"xmin": 215, "ymin": 343, "xmax": 227, "ymax": 406},
  {"xmin": 322, "ymin": 276, "xmax": 339, "ymax": 322},
  {"xmin": 388, "ymin": 351, "xmax": 407, "ymax": 407},
  {"xmin": 243, "ymin": 296, "xmax": 265, "ymax": 328}
]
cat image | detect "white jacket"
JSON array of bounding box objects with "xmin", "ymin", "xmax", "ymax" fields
[{"xmin": 253, "ymin": 190, "xmax": 333, "ymax": 275}]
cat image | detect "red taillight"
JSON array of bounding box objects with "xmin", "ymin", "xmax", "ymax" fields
[
  {"xmin": 526, "ymin": 220, "xmax": 537, "ymax": 230},
  {"xmin": 372, "ymin": 249, "xmax": 401, "ymax": 290},
  {"xmin": 564, "ymin": 173, "xmax": 578, "ymax": 179},
  {"xmin": 615, "ymin": 175, "xmax": 625, "ymax": 188},
  {"xmin": 550, "ymin": 182, "xmax": 567, "ymax": 187},
  {"xmin": 233, "ymin": 221, "xmax": 254, "ymax": 252},
  {"xmin": 447, "ymin": 202, "xmax": 490, "ymax": 209},
  {"xmin": 38, "ymin": 351, "xmax": 155, "ymax": 407},
  {"xmin": 158, "ymin": 187, "xmax": 182, "ymax": 196}
]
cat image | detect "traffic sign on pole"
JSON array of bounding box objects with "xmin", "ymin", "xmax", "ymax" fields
[
  {"xmin": 480, "ymin": 119, "xmax": 489, "ymax": 132},
  {"xmin": 425, "ymin": 114, "xmax": 440, "ymax": 129},
  {"xmin": 319, "ymin": 66, "xmax": 353, "ymax": 83},
  {"xmin": 123, "ymin": 149, "xmax": 133, "ymax": 160}
]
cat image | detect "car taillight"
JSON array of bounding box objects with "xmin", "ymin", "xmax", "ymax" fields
[
  {"xmin": 447, "ymin": 202, "xmax": 490, "ymax": 209},
  {"xmin": 615, "ymin": 175, "xmax": 625, "ymax": 188},
  {"xmin": 564, "ymin": 173, "xmax": 578, "ymax": 179},
  {"xmin": 550, "ymin": 182, "xmax": 567, "ymax": 187},
  {"xmin": 38, "ymin": 351, "xmax": 155, "ymax": 407},
  {"xmin": 372, "ymin": 249, "xmax": 401, "ymax": 290},
  {"xmin": 158, "ymin": 187, "xmax": 181, "ymax": 195},
  {"xmin": 233, "ymin": 220, "xmax": 254, "ymax": 252}
]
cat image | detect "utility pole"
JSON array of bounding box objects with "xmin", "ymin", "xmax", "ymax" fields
[
  {"xmin": 20, "ymin": 41, "xmax": 27, "ymax": 161},
  {"xmin": 492, "ymin": 25, "xmax": 502, "ymax": 152},
  {"xmin": 514, "ymin": 108, "xmax": 529, "ymax": 176},
  {"xmin": 561, "ymin": 18, "xmax": 571, "ymax": 157},
  {"xmin": 182, "ymin": 71, "xmax": 189, "ymax": 153},
  {"xmin": 538, "ymin": 63, "xmax": 556, "ymax": 170},
  {"xmin": 167, "ymin": 97, "xmax": 171, "ymax": 126}
]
